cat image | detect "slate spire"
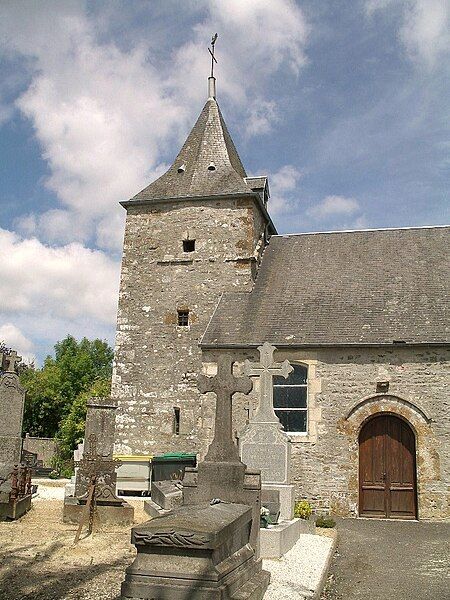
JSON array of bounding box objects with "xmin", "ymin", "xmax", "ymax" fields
[{"xmin": 130, "ymin": 77, "xmax": 252, "ymax": 203}]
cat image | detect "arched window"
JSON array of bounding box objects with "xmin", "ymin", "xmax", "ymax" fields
[{"xmin": 273, "ymin": 364, "xmax": 307, "ymax": 433}]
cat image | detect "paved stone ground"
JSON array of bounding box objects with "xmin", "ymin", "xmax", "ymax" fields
[{"xmin": 322, "ymin": 518, "xmax": 450, "ymax": 600}]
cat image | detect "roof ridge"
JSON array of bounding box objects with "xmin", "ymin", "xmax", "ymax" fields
[{"xmin": 271, "ymin": 224, "xmax": 450, "ymax": 238}]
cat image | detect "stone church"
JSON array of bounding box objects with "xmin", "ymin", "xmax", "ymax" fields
[{"xmin": 112, "ymin": 75, "xmax": 449, "ymax": 521}]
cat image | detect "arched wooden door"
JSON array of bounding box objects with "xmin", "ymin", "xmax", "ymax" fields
[{"xmin": 359, "ymin": 414, "xmax": 417, "ymax": 519}]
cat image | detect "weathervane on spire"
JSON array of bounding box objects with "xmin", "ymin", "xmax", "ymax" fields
[{"xmin": 208, "ymin": 33, "xmax": 218, "ymax": 78}]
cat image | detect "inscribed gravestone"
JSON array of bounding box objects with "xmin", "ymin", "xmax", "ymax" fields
[
  {"xmin": 240, "ymin": 342, "xmax": 293, "ymax": 485},
  {"xmin": 75, "ymin": 397, "xmax": 120, "ymax": 501},
  {"xmin": 0, "ymin": 351, "xmax": 25, "ymax": 469}
]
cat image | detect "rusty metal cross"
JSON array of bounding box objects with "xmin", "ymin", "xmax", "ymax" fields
[
  {"xmin": 198, "ymin": 354, "xmax": 252, "ymax": 463},
  {"xmin": 208, "ymin": 33, "xmax": 218, "ymax": 78}
]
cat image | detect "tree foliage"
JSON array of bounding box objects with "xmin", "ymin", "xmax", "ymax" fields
[{"xmin": 20, "ymin": 335, "xmax": 114, "ymax": 463}]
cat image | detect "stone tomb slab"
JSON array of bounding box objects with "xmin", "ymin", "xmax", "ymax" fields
[
  {"xmin": 260, "ymin": 518, "xmax": 316, "ymax": 559},
  {"xmin": 63, "ymin": 496, "xmax": 134, "ymax": 526},
  {"xmin": 121, "ymin": 502, "xmax": 270, "ymax": 600}
]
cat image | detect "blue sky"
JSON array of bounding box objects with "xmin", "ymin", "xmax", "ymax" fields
[{"xmin": 0, "ymin": 0, "xmax": 448, "ymax": 364}]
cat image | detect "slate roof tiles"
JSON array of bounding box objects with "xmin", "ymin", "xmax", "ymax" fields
[
  {"xmin": 131, "ymin": 98, "xmax": 252, "ymax": 202},
  {"xmin": 201, "ymin": 226, "xmax": 450, "ymax": 347}
]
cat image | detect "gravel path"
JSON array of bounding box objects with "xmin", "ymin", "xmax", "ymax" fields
[{"xmin": 265, "ymin": 533, "xmax": 335, "ymax": 600}]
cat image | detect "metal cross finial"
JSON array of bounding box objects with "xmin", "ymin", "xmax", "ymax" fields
[
  {"xmin": 198, "ymin": 354, "xmax": 252, "ymax": 463},
  {"xmin": 3, "ymin": 350, "xmax": 22, "ymax": 373},
  {"xmin": 208, "ymin": 33, "xmax": 218, "ymax": 78}
]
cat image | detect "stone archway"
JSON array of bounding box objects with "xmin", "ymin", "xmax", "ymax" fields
[{"xmin": 340, "ymin": 394, "xmax": 439, "ymax": 520}]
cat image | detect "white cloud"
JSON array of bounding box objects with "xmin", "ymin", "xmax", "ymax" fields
[
  {"xmin": 0, "ymin": 228, "xmax": 120, "ymax": 324},
  {"xmin": 0, "ymin": 323, "xmax": 35, "ymax": 365},
  {"xmin": 245, "ymin": 100, "xmax": 279, "ymax": 137},
  {"xmin": 307, "ymin": 195, "xmax": 360, "ymax": 219},
  {"xmin": 366, "ymin": 0, "xmax": 449, "ymax": 67},
  {"xmin": 0, "ymin": 1, "xmax": 309, "ymax": 251},
  {"xmin": 0, "ymin": 2, "xmax": 310, "ymax": 361},
  {"xmin": 268, "ymin": 165, "xmax": 303, "ymax": 214}
]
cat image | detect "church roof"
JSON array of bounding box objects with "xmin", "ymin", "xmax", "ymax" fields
[
  {"xmin": 201, "ymin": 226, "xmax": 450, "ymax": 347},
  {"xmin": 129, "ymin": 97, "xmax": 253, "ymax": 203}
]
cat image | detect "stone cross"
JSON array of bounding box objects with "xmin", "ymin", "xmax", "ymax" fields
[
  {"xmin": 2, "ymin": 351, "xmax": 21, "ymax": 373},
  {"xmin": 198, "ymin": 354, "xmax": 252, "ymax": 463},
  {"xmin": 244, "ymin": 342, "xmax": 293, "ymax": 424}
]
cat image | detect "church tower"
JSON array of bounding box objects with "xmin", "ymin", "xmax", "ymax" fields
[{"xmin": 112, "ymin": 72, "xmax": 276, "ymax": 457}]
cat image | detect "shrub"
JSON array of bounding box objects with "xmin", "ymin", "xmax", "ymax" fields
[
  {"xmin": 315, "ymin": 515, "xmax": 336, "ymax": 528},
  {"xmin": 294, "ymin": 499, "xmax": 312, "ymax": 519}
]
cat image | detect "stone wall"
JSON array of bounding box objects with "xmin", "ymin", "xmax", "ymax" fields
[
  {"xmin": 22, "ymin": 435, "xmax": 57, "ymax": 468},
  {"xmin": 112, "ymin": 197, "xmax": 268, "ymax": 456},
  {"xmin": 202, "ymin": 345, "xmax": 450, "ymax": 521}
]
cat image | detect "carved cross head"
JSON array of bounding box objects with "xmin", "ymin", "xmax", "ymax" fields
[
  {"xmin": 198, "ymin": 354, "xmax": 252, "ymax": 463},
  {"xmin": 2, "ymin": 350, "xmax": 22, "ymax": 374},
  {"xmin": 198, "ymin": 354, "xmax": 252, "ymax": 397},
  {"xmin": 244, "ymin": 342, "xmax": 293, "ymax": 378}
]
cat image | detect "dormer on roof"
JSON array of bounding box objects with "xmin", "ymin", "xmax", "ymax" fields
[{"xmin": 245, "ymin": 176, "xmax": 270, "ymax": 207}]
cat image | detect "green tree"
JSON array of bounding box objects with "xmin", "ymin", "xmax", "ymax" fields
[
  {"xmin": 56, "ymin": 376, "xmax": 112, "ymax": 469},
  {"xmin": 20, "ymin": 335, "xmax": 113, "ymax": 441}
]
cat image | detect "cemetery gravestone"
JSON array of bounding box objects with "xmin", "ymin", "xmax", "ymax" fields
[
  {"xmin": 240, "ymin": 342, "xmax": 294, "ymax": 499},
  {"xmin": 0, "ymin": 351, "xmax": 32, "ymax": 520},
  {"xmin": 63, "ymin": 396, "xmax": 134, "ymax": 526},
  {"xmin": 120, "ymin": 354, "xmax": 270, "ymax": 600},
  {"xmin": 0, "ymin": 351, "xmax": 25, "ymax": 469},
  {"xmin": 239, "ymin": 343, "xmax": 314, "ymax": 558}
]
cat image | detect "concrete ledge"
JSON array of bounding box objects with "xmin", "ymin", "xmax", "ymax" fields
[
  {"xmin": 62, "ymin": 498, "xmax": 134, "ymax": 526},
  {"xmin": 260, "ymin": 518, "xmax": 301, "ymax": 558},
  {"xmin": 143, "ymin": 498, "xmax": 171, "ymax": 518},
  {"xmin": 312, "ymin": 533, "xmax": 337, "ymax": 600}
]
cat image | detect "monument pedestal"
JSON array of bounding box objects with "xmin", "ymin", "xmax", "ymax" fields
[
  {"xmin": 262, "ymin": 483, "xmax": 295, "ymax": 520},
  {"xmin": 144, "ymin": 479, "xmax": 183, "ymax": 518},
  {"xmin": 260, "ymin": 518, "xmax": 316, "ymax": 559},
  {"xmin": 63, "ymin": 496, "xmax": 134, "ymax": 526},
  {"xmin": 121, "ymin": 503, "xmax": 270, "ymax": 600}
]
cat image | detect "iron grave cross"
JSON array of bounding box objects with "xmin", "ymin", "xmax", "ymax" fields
[
  {"xmin": 244, "ymin": 342, "xmax": 293, "ymax": 424},
  {"xmin": 198, "ymin": 354, "xmax": 252, "ymax": 463}
]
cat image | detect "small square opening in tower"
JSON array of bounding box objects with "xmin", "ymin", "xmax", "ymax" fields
[
  {"xmin": 177, "ymin": 310, "xmax": 189, "ymax": 326},
  {"xmin": 183, "ymin": 239, "xmax": 195, "ymax": 252}
]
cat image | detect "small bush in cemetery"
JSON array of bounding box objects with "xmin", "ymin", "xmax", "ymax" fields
[
  {"xmin": 294, "ymin": 499, "xmax": 313, "ymax": 519},
  {"xmin": 315, "ymin": 515, "xmax": 336, "ymax": 528}
]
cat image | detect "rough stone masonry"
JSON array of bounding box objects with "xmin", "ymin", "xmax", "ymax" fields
[{"xmin": 112, "ymin": 74, "xmax": 450, "ymax": 521}]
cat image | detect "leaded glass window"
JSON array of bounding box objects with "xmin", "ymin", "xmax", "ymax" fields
[{"xmin": 273, "ymin": 364, "xmax": 307, "ymax": 433}]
